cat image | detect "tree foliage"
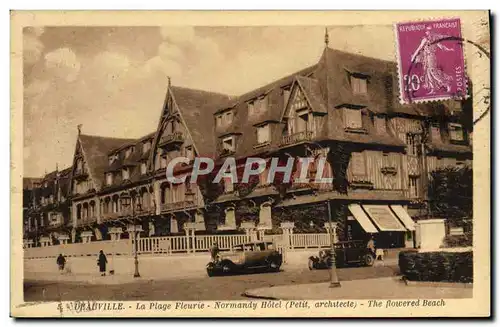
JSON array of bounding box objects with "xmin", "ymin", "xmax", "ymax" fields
[{"xmin": 428, "ymin": 166, "xmax": 472, "ymax": 226}]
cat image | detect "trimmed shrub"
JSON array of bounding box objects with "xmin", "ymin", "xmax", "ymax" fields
[
  {"xmin": 443, "ymin": 232, "xmax": 473, "ymax": 248},
  {"xmin": 399, "ymin": 251, "xmax": 473, "ymax": 283}
]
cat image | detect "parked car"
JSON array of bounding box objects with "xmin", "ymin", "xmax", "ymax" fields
[
  {"xmin": 308, "ymin": 240, "xmax": 376, "ymax": 269},
  {"xmin": 206, "ymin": 241, "xmax": 282, "ymax": 277}
]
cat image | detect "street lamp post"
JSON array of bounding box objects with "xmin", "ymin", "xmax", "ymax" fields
[
  {"xmin": 120, "ymin": 193, "xmax": 142, "ymax": 278},
  {"xmin": 326, "ymin": 200, "xmax": 341, "ymax": 288},
  {"xmin": 304, "ymin": 140, "xmax": 341, "ymax": 287}
]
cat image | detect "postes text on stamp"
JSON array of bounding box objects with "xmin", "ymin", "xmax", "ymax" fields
[{"xmin": 395, "ymin": 18, "xmax": 467, "ymax": 104}]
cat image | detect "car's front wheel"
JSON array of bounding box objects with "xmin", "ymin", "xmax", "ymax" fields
[
  {"xmin": 268, "ymin": 259, "xmax": 281, "ymax": 272},
  {"xmin": 308, "ymin": 258, "xmax": 315, "ymax": 270},
  {"xmin": 364, "ymin": 254, "xmax": 375, "ymax": 267}
]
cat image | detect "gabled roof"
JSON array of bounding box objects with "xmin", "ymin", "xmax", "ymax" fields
[
  {"xmin": 215, "ymin": 65, "xmax": 318, "ymax": 159},
  {"xmin": 78, "ymin": 134, "xmax": 136, "ymax": 190},
  {"xmin": 57, "ymin": 167, "xmax": 72, "ymax": 197},
  {"xmin": 317, "ymin": 47, "xmax": 434, "ymax": 117},
  {"xmin": 295, "ymin": 75, "xmax": 327, "ymax": 114},
  {"xmin": 170, "ymin": 86, "xmax": 232, "ymax": 155},
  {"xmin": 23, "ymin": 177, "xmax": 41, "ymax": 190}
]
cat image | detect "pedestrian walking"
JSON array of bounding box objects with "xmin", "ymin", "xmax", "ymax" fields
[
  {"xmin": 56, "ymin": 253, "xmax": 66, "ymax": 273},
  {"xmin": 97, "ymin": 250, "xmax": 108, "ymax": 276}
]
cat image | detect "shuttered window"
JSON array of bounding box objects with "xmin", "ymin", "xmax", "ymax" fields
[
  {"xmin": 257, "ymin": 124, "xmax": 270, "ymax": 144},
  {"xmin": 449, "ymin": 123, "xmax": 464, "ymax": 141},
  {"xmin": 344, "ymin": 108, "xmax": 363, "ymax": 129},
  {"xmin": 351, "ymin": 76, "xmax": 368, "ymax": 94},
  {"xmin": 351, "ymin": 152, "xmax": 367, "ymax": 177}
]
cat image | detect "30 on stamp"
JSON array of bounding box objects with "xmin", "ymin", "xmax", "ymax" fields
[{"xmin": 395, "ymin": 18, "xmax": 467, "ymax": 103}]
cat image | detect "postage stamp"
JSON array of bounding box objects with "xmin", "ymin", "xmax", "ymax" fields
[
  {"xmin": 10, "ymin": 11, "xmax": 490, "ymax": 318},
  {"xmin": 395, "ymin": 18, "xmax": 467, "ymax": 104}
]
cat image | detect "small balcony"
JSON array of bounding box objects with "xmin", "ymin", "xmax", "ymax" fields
[
  {"xmin": 158, "ymin": 132, "xmax": 184, "ymax": 148},
  {"xmin": 280, "ymin": 131, "xmax": 313, "ymax": 147},
  {"xmin": 75, "ymin": 216, "xmax": 97, "ymax": 227},
  {"xmin": 73, "ymin": 169, "xmax": 89, "ymax": 180},
  {"xmin": 101, "ymin": 212, "xmax": 120, "ymax": 221}
]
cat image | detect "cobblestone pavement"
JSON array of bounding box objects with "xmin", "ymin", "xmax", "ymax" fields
[{"xmin": 24, "ymin": 264, "xmax": 399, "ymax": 302}]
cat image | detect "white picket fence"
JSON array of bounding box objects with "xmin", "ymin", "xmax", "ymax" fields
[{"xmin": 24, "ymin": 233, "xmax": 331, "ymax": 259}]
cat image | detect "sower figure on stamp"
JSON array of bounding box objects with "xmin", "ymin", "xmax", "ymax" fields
[
  {"xmin": 410, "ymin": 26, "xmax": 455, "ymax": 95},
  {"xmin": 56, "ymin": 253, "xmax": 66, "ymax": 273},
  {"xmin": 210, "ymin": 242, "xmax": 220, "ymax": 262},
  {"xmin": 97, "ymin": 250, "xmax": 108, "ymax": 276}
]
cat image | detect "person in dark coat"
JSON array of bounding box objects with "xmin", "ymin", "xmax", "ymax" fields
[
  {"xmin": 210, "ymin": 242, "xmax": 220, "ymax": 262},
  {"xmin": 367, "ymin": 236, "xmax": 376, "ymax": 256},
  {"xmin": 97, "ymin": 250, "xmax": 108, "ymax": 276},
  {"xmin": 56, "ymin": 254, "xmax": 66, "ymax": 272}
]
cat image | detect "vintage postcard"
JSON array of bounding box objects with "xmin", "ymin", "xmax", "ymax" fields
[{"xmin": 11, "ymin": 11, "xmax": 490, "ymax": 318}]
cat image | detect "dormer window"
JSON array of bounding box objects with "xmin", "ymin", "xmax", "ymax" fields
[
  {"xmin": 122, "ymin": 168, "xmax": 130, "ymax": 180},
  {"xmin": 106, "ymin": 173, "xmax": 113, "ymax": 186},
  {"xmin": 216, "ymin": 110, "xmax": 234, "ymax": 128},
  {"xmin": 343, "ymin": 108, "xmax": 363, "ymax": 130},
  {"xmin": 125, "ymin": 147, "xmax": 134, "ymax": 159},
  {"xmin": 257, "ymin": 124, "xmax": 271, "ymax": 144},
  {"xmin": 142, "ymin": 140, "xmax": 151, "ymax": 154},
  {"xmin": 185, "ymin": 146, "xmax": 194, "ymax": 161},
  {"xmin": 222, "ymin": 136, "xmax": 235, "ymax": 153},
  {"xmin": 140, "ymin": 162, "xmax": 147, "ymax": 175},
  {"xmin": 224, "ymin": 111, "xmax": 233, "ymax": 125},
  {"xmin": 248, "ymin": 101, "xmax": 256, "ymax": 116},
  {"xmin": 108, "ymin": 154, "xmax": 118, "ymax": 165},
  {"xmin": 350, "ymin": 75, "xmax": 368, "ymax": 94},
  {"xmin": 449, "ymin": 123, "xmax": 464, "ymax": 142},
  {"xmin": 248, "ymin": 96, "xmax": 268, "ymax": 117}
]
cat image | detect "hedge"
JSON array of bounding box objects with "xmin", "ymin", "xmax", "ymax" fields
[
  {"xmin": 399, "ymin": 251, "xmax": 473, "ymax": 283},
  {"xmin": 443, "ymin": 232, "xmax": 472, "ymax": 248}
]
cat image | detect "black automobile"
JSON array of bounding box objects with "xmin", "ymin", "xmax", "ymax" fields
[
  {"xmin": 308, "ymin": 240, "xmax": 376, "ymax": 269},
  {"xmin": 206, "ymin": 241, "xmax": 282, "ymax": 277}
]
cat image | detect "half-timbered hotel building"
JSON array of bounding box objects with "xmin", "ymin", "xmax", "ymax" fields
[{"xmin": 23, "ymin": 42, "xmax": 472, "ymax": 249}]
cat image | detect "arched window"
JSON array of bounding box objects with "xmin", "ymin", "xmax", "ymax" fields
[{"xmin": 76, "ymin": 204, "xmax": 82, "ymax": 220}]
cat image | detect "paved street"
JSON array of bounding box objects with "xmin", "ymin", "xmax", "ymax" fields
[{"xmin": 24, "ymin": 264, "xmax": 399, "ymax": 302}]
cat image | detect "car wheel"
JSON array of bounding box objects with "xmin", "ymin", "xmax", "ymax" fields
[
  {"xmin": 364, "ymin": 254, "xmax": 375, "ymax": 267},
  {"xmin": 267, "ymin": 259, "xmax": 281, "ymax": 272},
  {"xmin": 308, "ymin": 258, "xmax": 315, "ymax": 270}
]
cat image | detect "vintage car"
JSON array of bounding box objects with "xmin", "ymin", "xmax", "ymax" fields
[
  {"xmin": 206, "ymin": 241, "xmax": 283, "ymax": 277},
  {"xmin": 308, "ymin": 240, "xmax": 376, "ymax": 270}
]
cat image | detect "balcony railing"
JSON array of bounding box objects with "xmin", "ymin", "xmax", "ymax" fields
[
  {"xmin": 158, "ymin": 132, "xmax": 184, "ymax": 148},
  {"xmin": 101, "ymin": 212, "xmax": 120, "ymax": 221},
  {"xmin": 75, "ymin": 216, "xmax": 98, "ymax": 227},
  {"xmin": 160, "ymin": 200, "xmax": 197, "ymax": 213},
  {"xmin": 73, "ymin": 169, "xmax": 89, "ymax": 180},
  {"xmin": 280, "ymin": 131, "xmax": 313, "ymax": 147}
]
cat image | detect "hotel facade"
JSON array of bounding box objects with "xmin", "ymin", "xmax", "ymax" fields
[{"xmin": 23, "ymin": 45, "xmax": 472, "ymax": 250}]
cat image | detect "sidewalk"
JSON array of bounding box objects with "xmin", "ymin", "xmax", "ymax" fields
[
  {"xmin": 24, "ymin": 250, "xmax": 398, "ymax": 285},
  {"xmin": 23, "ymin": 249, "xmax": 324, "ymax": 284},
  {"xmin": 243, "ymin": 277, "xmax": 472, "ymax": 300}
]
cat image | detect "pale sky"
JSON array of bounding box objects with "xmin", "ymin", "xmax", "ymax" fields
[{"xmin": 23, "ymin": 25, "xmax": 397, "ymax": 177}]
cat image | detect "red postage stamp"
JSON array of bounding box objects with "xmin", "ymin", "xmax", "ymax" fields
[{"xmin": 395, "ymin": 18, "xmax": 467, "ymax": 103}]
